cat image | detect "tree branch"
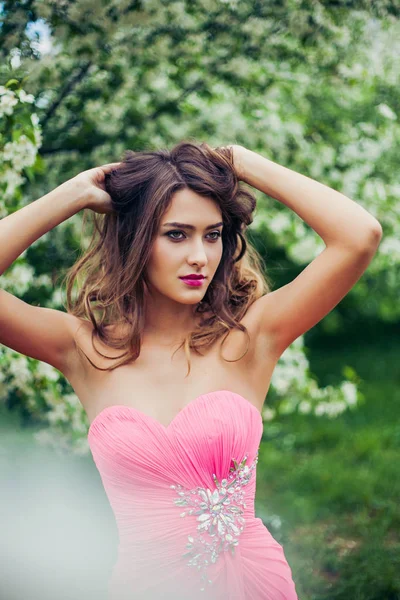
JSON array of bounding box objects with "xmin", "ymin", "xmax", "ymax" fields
[{"xmin": 40, "ymin": 61, "xmax": 93, "ymax": 130}]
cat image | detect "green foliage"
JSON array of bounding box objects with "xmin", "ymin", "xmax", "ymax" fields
[
  {"xmin": 0, "ymin": 0, "xmax": 398, "ymax": 488},
  {"xmin": 256, "ymin": 330, "xmax": 400, "ymax": 599},
  {"xmin": 0, "ymin": 4, "xmax": 399, "ymax": 595},
  {"xmin": 16, "ymin": 0, "xmax": 397, "ymax": 322}
]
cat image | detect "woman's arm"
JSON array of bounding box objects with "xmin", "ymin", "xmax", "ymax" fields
[
  {"xmin": 0, "ymin": 178, "xmax": 88, "ymax": 373},
  {"xmin": 235, "ymin": 145, "xmax": 382, "ymax": 248},
  {"xmin": 0, "ymin": 161, "xmax": 119, "ymax": 373},
  {"xmin": 0, "ymin": 178, "xmax": 87, "ymax": 276},
  {"xmin": 234, "ymin": 145, "xmax": 382, "ymax": 355}
]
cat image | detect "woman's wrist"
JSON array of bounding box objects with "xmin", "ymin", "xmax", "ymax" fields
[
  {"xmin": 66, "ymin": 176, "xmax": 94, "ymax": 212},
  {"xmin": 231, "ymin": 145, "xmax": 248, "ymax": 181}
]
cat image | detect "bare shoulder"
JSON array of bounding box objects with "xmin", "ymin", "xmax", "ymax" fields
[
  {"xmin": 221, "ymin": 294, "xmax": 284, "ymax": 406},
  {"xmin": 62, "ymin": 315, "xmax": 129, "ymax": 376}
]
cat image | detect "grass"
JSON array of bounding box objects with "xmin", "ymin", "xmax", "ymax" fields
[{"xmin": 255, "ymin": 326, "xmax": 400, "ymax": 600}]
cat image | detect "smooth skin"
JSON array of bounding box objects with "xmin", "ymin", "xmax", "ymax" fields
[
  {"xmin": 142, "ymin": 189, "xmax": 224, "ymax": 345},
  {"xmin": 0, "ymin": 149, "xmax": 382, "ymax": 420},
  {"xmin": 0, "ymin": 163, "xmax": 121, "ymax": 373}
]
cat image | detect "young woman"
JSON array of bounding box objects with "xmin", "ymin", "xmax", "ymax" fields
[{"xmin": 0, "ymin": 141, "xmax": 382, "ymax": 599}]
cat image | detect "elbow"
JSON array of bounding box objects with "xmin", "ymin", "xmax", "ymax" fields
[
  {"xmin": 355, "ymin": 221, "xmax": 383, "ymax": 253},
  {"xmin": 328, "ymin": 219, "xmax": 383, "ymax": 253},
  {"xmin": 368, "ymin": 220, "xmax": 383, "ymax": 245},
  {"xmin": 372, "ymin": 220, "xmax": 383, "ymax": 239}
]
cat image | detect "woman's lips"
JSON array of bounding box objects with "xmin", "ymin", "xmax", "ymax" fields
[{"xmin": 179, "ymin": 277, "xmax": 205, "ymax": 287}]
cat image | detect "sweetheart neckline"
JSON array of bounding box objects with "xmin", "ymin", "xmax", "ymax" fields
[{"xmin": 87, "ymin": 389, "xmax": 263, "ymax": 436}]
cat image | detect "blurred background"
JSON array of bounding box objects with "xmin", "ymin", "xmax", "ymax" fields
[{"xmin": 0, "ymin": 1, "xmax": 399, "ymax": 599}]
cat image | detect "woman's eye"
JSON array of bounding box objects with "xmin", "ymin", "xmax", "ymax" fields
[
  {"xmin": 167, "ymin": 230, "xmax": 185, "ymax": 240},
  {"xmin": 166, "ymin": 230, "xmax": 221, "ymax": 241},
  {"xmin": 208, "ymin": 231, "xmax": 222, "ymax": 240}
]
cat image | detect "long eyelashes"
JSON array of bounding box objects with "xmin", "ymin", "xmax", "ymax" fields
[{"xmin": 165, "ymin": 230, "xmax": 222, "ymax": 241}]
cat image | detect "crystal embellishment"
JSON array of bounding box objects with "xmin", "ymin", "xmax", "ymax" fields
[{"xmin": 170, "ymin": 451, "xmax": 259, "ymax": 592}]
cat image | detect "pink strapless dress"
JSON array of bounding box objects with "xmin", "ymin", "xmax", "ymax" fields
[{"xmin": 88, "ymin": 389, "xmax": 299, "ymax": 599}]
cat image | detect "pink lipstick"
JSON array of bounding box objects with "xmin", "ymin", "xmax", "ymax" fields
[{"xmin": 179, "ymin": 274, "xmax": 205, "ymax": 287}]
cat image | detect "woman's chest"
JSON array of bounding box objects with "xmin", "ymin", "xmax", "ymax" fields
[{"xmin": 65, "ymin": 318, "xmax": 278, "ymax": 426}]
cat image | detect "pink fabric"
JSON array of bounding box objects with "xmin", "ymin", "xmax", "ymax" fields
[{"xmin": 88, "ymin": 389, "xmax": 299, "ymax": 599}]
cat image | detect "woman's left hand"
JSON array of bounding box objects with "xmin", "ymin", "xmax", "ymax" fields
[{"xmin": 216, "ymin": 144, "xmax": 246, "ymax": 181}]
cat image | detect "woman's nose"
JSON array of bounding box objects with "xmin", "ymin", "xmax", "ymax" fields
[{"xmin": 187, "ymin": 244, "xmax": 208, "ymax": 265}]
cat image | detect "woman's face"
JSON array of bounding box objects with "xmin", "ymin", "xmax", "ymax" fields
[{"xmin": 144, "ymin": 189, "xmax": 224, "ymax": 306}]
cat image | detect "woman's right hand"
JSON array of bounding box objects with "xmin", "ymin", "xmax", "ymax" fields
[{"xmin": 74, "ymin": 162, "xmax": 122, "ymax": 214}]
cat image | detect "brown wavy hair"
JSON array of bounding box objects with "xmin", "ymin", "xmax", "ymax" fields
[{"xmin": 63, "ymin": 140, "xmax": 272, "ymax": 376}]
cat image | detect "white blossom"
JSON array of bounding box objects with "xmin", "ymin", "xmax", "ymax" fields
[
  {"xmin": 35, "ymin": 361, "xmax": 59, "ymax": 382},
  {"xmin": 8, "ymin": 355, "xmax": 31, "ymax": 385},
  {"xmin": 46, "ymin": 403, "xmax": 69, "ymax": 424},
  {"xmin": 0, "ymin": 90, "xmax": 18, "ymax": 116},
  {"xmin": 262, "ymin": 406, "xmax": 276, "ymax": 421},
  {"xmin": 269, "ymin": 212, "xmax": 291, "ymax": 235},
  {"xmin": 379, "ymin": 236, "xmax": 400, "ymax": 258},
  {"xmin": 315, "ymin": 403, "xmax": 327, "ymax": 416},
  {"xmin": 298, "ymin": 400, "xmax": 312, "ymax": 414},
  {"xmin": 377, "ymin": 103, "xmax": 397, "ymax": 120},
  {"xmin": 2, "ymin": 135, "xmax": 37, "ymax": 170},
  {"xmin": 1, "ymin": 263, "xmax": 34, "ymax": 295},
  {"xmin": 17, "ymin": 89, "xmax": 35, "ymax": 104},
  {"xmin": 341, "ymin": 382, "xmax": 358, "ymax": 406}
]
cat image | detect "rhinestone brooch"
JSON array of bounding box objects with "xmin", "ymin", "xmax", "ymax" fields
[{"xmin": 170, "ymin": 451, "xmax": 259, "ymax": 592}]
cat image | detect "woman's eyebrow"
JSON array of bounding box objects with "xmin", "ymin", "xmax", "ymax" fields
[{"xmin": 162, "ymin": 221, "xmax": 223, "ymax": 230}]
